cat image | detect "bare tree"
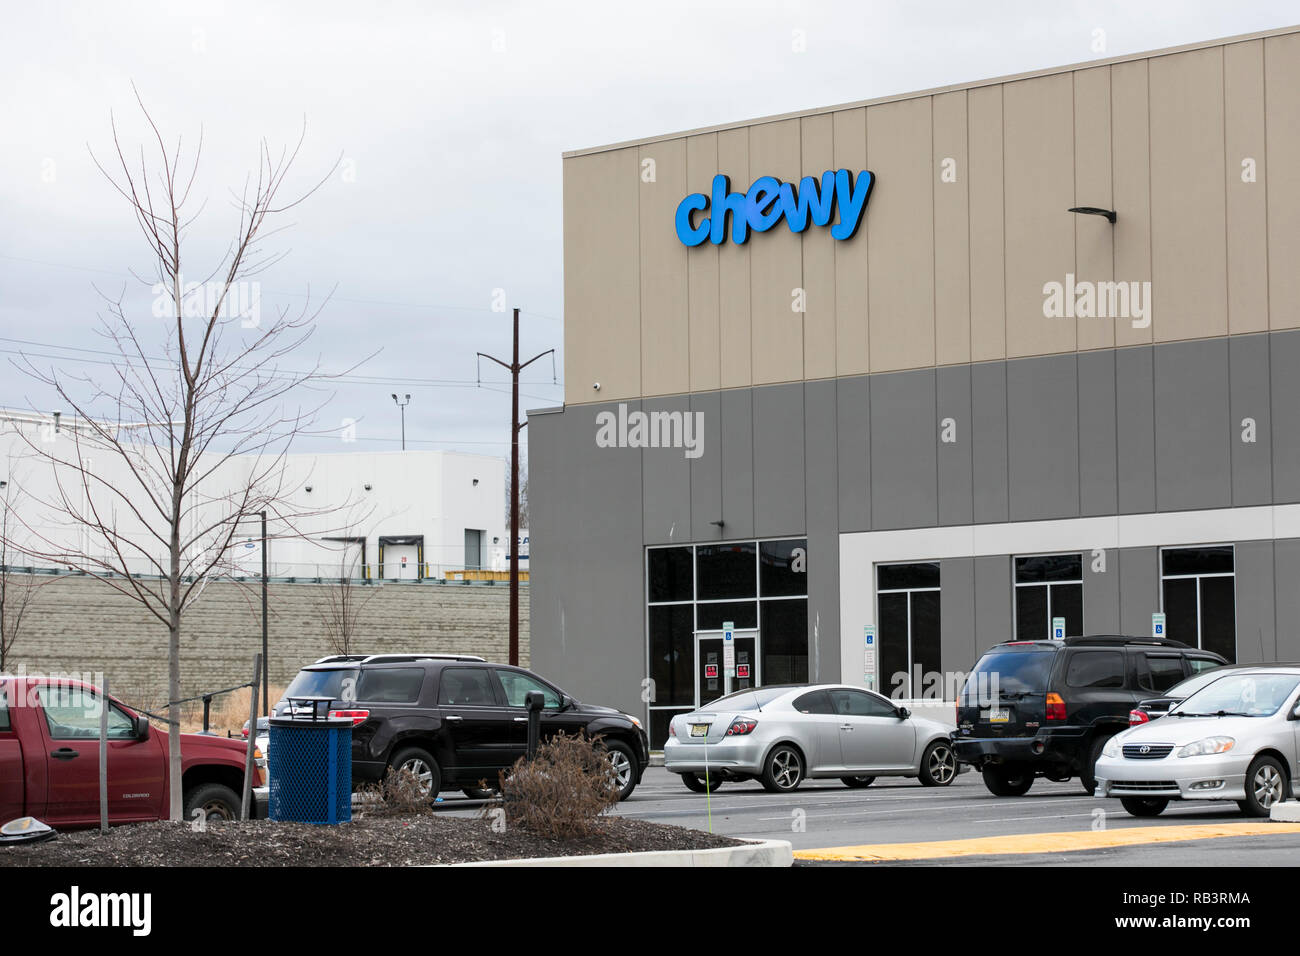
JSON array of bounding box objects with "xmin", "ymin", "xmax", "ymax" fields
[
  {"xmin": 4, "ymin": 93, "xmax": 342, "ymax": 820},
  {"xmin": 0, "ymin": 468, "xmax": 51, "ymax": 671},
  {"xmin": 503, "ymin": 457, "xmax": 528, "ymax": 530},
  {"xmin": 318, "ymin": 549, "xmax": 375, "ymax": 657}
]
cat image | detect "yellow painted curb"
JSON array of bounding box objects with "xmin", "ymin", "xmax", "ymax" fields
[{"xmin": 794, "ymin": 822, "xmax": 1300, "ymax": 862}]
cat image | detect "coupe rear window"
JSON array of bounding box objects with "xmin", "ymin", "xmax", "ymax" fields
[
  {"xmin": 708, "ymin": 686, "xmax": 788, "ymax": 709},
  {"xmin": 962, "ymin": 648, "xmax": 1055, "ymax": 698}
]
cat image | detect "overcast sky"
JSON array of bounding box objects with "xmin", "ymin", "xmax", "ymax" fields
[{"xmin": 2, "ymin": 1, "xmax": 1295, "ymax": 463}]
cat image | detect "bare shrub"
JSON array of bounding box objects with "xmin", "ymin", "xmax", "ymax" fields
[
  {"xmin": 354, "ymin": 767, "xmax": 432, "ymax": 817},
  {"xmin": 489, "ymin": 732, "xmax": 618, "ymax": 839}
]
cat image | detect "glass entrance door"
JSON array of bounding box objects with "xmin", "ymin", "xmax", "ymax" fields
[{"xmin": 695, "ymin": 630, "xmax": 760, "ymax": 706}]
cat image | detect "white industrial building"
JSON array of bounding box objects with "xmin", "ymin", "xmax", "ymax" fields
[{"xmin": 0, "ymin": 410, "xmax": 507, "ymax": 582}]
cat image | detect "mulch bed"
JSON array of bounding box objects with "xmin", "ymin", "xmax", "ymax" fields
[{"xmin": 0, "ymin": 812, "xmax": 742, "ymax": 867}]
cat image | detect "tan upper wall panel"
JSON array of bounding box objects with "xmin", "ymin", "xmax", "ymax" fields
[
  {"xmin": 801, "ymin": 113, "xmax": 838, "ymax": 380},
  {"xmin": 639, "ymin": 139, "xmax": 690, "ymax": 397},
  {"xmin": 1266, "ymin": 32, "xmax": 1300, "ymax": 330},
  {"xmin": 967, "ymin": 84, "xmax": 1006, "ymax": 362},
  {"xmin": 833, "ymin": 108, "xmax": 870, "ymax": 376},
  {"xmin": 933, "ymin": 90, "xmax": 971, "ymax": 366},
  {"xmin": 1003, "ymin": 73, "xmax": 1076, "ymax": 359},
  {"xmin": 686, "ymin": 134, "xmax": 722, "ymax": 391},
  {"xmin": 564, "ymin": 148, "xmax": 641, "ymax": 405},
  {"xmin": 717, "ymin": 128, "xmax": 753, "ymax": 388},
  {"xmin": 749, "ymin": 119, "xmax": 805, "ymax": 385},
  {"xmin": 867, "ymin": 96, "xmax": 935, "ymax": 373},
  {"xmin": 1111, "ymin": 59, "xmax": 1154, "ymax": 349},
  {"xmin": 1073, "ymin": 66, "xmax": 1115, "ymax": 352},
  {"xmin": 561, "ymin": 27, "xmax": 1300, "ymax": 404},
  {"xmin": 1224, "ymin": 40, "xmax": 1269, "ymax": 335},
  {"xmin": 1150, "ymin": 47, "xmax": 1228, "ymax": 342}
]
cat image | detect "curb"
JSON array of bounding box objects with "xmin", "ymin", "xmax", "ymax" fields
[
  {"xmin": 649, "ymin": 752, "xmax": 665, "ymax": 767},
  {"xmin": 1270, "ymin": 803, "xmax": 1300, "ymax": 822},
  {"xmin": 447, "ymin": 838, "xmax": 793, "ymax": 867}
]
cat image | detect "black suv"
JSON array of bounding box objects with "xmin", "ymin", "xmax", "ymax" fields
[
  {"xmin": 952, "ymin": 636, "xmax": 1227, "ymax": 796},
  {"xmin": 274, "ymin": 654, "xmax": 650, "ymax": 801}
]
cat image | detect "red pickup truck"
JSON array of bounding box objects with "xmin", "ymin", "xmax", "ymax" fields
[{"xmin": 0, "ymin": 676, "xmax": 263, "ymax": 828}]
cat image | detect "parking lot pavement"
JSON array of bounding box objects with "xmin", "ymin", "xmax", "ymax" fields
[{"xmin": 594, "ymin": 768, "xmax": 1300, "ymax": 858}]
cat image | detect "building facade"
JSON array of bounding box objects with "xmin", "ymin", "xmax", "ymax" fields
[{"xmin": 530, "ymin": 26, "xmax": 1300, "ymax": 747}]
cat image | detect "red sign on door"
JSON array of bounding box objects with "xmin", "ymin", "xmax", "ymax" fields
[
  {"xmin": 737, "ymin": 664, "xmax": 750, "ymax": 679},
  {"xmin": 705, "ymin": 664, "xmax": 718, "ymax": 679}
]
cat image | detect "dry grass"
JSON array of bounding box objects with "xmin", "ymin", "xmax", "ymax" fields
[
  {"xmin": 354, "ymin": 767, "xmax": 434, "ymax": 817},
  {"xmin": 488, "ymin": 733, "xmax": 619, "ymax": 839},
  {"xmin": 169, "ymin": 683, "xmax": 286, "ymax": 736}
]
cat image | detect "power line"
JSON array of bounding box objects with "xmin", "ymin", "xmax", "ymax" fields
[{"xmin": 0, "ymin": 252, "xmax": 565, "ymax": 323}]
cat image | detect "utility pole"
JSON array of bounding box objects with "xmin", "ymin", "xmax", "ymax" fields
[
  {"xmin": 478, "ymin": 308, "xmax": 554, "ymax": 666},
  {"xmin": 391, "ymin": 393, "xmax": 411, "ymax": 450},
  {"xmin": 260, "ymin": 510, "xmax": 269, "ymax": 716}
]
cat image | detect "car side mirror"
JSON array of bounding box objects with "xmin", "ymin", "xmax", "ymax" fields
[
  {"xmin": 1291, "ymin": 701, "xmax": 1300, "ymax": 721},
  {"xmin": 559, "ymin": 694, "xmax": 572, "ymax": 712},
  {"xmin": 897, "ymin": 707, "xmax": 911, "ymax": 719},
  {"xmin": 134, "ymin": 715, "xmax": 150, "ymax": 741}
]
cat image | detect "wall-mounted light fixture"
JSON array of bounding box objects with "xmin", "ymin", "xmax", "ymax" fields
[{"xmin": 1068, "ymin": 205, "xmax": 1117, "ymax": 223}]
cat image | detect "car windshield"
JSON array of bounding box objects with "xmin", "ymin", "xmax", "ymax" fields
[
  {"xmin": 703, "ymin": 686, "xmax": 788, "ymax": 709},
  {"xmin": 961, "ymin": 648, "xmax": 1054, "ymax": 699},
  {"xmin": 1173, "ymin": 673, "xmax": 1300, "ymax": 718},
  {"xmin": 1163, "ymin": 668, "xmax": 1233, "ymax": 700},
  {"xmin": 283, "ymin": 668, "xmax": 352, "ymax": 701}
]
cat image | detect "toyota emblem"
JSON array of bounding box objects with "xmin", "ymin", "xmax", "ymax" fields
[{"xmin": 1140, "ymin": 744, "xmax": 1150, "ymax": 754}]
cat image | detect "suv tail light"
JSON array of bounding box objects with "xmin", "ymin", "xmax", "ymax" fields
[
  {"xmin": 329, "ymin": 709, "xmax": 370, "ymax": 726},
  {"xmin": 1045, "ymin": 693, "xmax": 1066, "ymax": 721},
  {"xmin": 725, "ymin": 718, "xmax": 758, "ymax": 736},
  {"xmin": 1128, "ymin": 708, "xmax": 1149, "ymax": 726}
]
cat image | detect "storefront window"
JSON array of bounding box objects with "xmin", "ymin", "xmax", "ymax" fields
[
  {"xmin": 646, "ymin": 538, "xmax": 808, "ymax": 748},
  {"xmin": 1014, "ymin": 553, "xmax": 1083, "ymax": 639},
  {"xmin": 1162, "ymin": 546, "xmax": 1235, "ymax": 662},
  {"xmin": 876, "ymin": 562, "xmax": 941, "ymax": 698}
]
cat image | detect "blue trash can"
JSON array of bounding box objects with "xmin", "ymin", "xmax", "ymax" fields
[{"xmin": 269, "ymin": 696, "xmax": 352, "ymax": 824}]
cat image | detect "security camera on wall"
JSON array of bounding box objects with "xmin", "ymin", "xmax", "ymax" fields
[{"xmin": 593, "ymin": 382, "xmax": 601, "ymax": 391}]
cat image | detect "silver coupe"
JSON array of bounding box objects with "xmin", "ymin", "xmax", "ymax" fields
[{"xmin": 663, "ymin": 683, "xmax": 958, "ymax": 793}]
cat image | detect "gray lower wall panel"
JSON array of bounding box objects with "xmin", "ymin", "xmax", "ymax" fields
[
  {"xmin": 689, "ymin": 391, "xmax": 723, "ymax": 540},
  {"xmin": 1116, "ymin": 346, "xmax": 1157, "ymax": 514},
  {"xmin": 641, "ymin": 395, "xmax": 693, "ymax": 544},
  {"xmin": 971, "ymin": 361, "xmax": 1009, "ymax": 523},
  {"xmin": 1230, "ymin": 334, "xmax": 1272, "ymax": 506},
  {"xmin": 1271, "ymin": 331, "xmax": 1300, "ymax": 503},
  {"xmin": 752, "ymin": 383, "xmax": 806, "ymax": 537},
  {"xmin": 1234, "ymin": 540, "xmax": 1276, "ymax": 663},
  {"xmin": 1275, "ymin": 539, "xmax": 1300, "ymax": 661},
  {"xmin": 1083, "ymin": 547, "xmax": 1120, "ymax": 634},
  {"xmin": 973, "ymin": 555, "xmax": 1012, "ymax": 651},
  {"xmin": 805, "ymin": 381, "xmax": 840, "ymax": 683},
  {"xmin": 1078, "ymin": 351, "xmax": 1118, "ymax": 516},
  {"xmin": 870, "ymin": 369, "xmax": 938, "ymax": 530},
  {"xmin": 531, "ymin": 331, "xmax": 1300, "ymax": 706},
  {"xmin": 1118, "ymin": 546, "xmax": 1159, "ymax": 636},
  {"xmin": 1154, "ymin": 339, "xmax": 1231, "ymax": 512},
  {"xmin": 937, "ymin": 366, "xmax": 974, "ymax": 525},
  {"xmin": 941, "ymin": 557, "xmax": 976, "ymax": 676},
  {"xmin": 720, "ymin": 389, "xmax": 755, "ymax": 537},
  {"xmin": 529, "ymin": 402, "xmax": 646, "ymax": 717},
  {"xmin": 836, "ymin": 375, "xmax": 871, "ymax": 532},
  {"xmin": 1006, "ymin": 354, "xmax": 1080, "ymax": 521}
]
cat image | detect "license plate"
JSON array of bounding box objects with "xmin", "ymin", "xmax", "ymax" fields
[
  {"xmin": 690, "ymin": 723, "xmax": 710, "ymax": 737},
  {"xmin": 982, "ymin": 708, "xmax": 1010, "ymax": 723}
]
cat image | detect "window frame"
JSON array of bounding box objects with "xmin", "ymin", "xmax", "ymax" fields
[
  {"xmin": 1159, "ymin": 544, "xmax": 1236, "ymax": 658},
  {"xmin": 1012, "ymin": 551, "xmax": 1084, "ymax": 640}
]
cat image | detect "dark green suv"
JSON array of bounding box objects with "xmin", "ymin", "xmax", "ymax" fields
[{"xmin": 952, "ymin": 636, "xmax": 1227, "ymax": 796}]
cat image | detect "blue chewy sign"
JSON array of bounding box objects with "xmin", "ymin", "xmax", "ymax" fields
[{"xmin": 675, "ymin": 169, "xmax": 875, "ymax": 247}]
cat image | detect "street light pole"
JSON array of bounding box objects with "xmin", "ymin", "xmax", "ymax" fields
[
  {"xmin": 478, "ymin": 308, "xmax": 554, "ymax": 666},
  {"xmin": 391, "ymin": 393, "xmax": 411, "ymax": 451}
]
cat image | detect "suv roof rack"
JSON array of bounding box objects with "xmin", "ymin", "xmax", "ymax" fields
[
  {"xmin": 311, "ymin": 653, "xmax": 487, "ymax": 665},
  {"xmin": 1060, "ymin": 635, "xmax": 1192, "ymax": 648}
]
